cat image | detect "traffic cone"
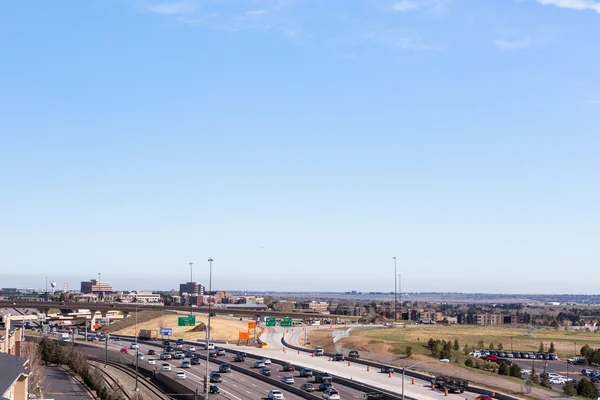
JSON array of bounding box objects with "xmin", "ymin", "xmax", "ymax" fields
[
  {"xmin": 444, "ymin": 389, "xmax": 448, "ymax": 396},
  {"xmin": 492, "ymin": 392, "xmax": 495, "ymax": 397},
  {"xmin": 297, "ymin": 350, "xmax": 300, "ymax": 354},
  {"xmin": 348, "ymin": 361, "xmax": 351, "ymax": 366},
  {"xmin": 367, "ymin": 366, "xmax": 370, "ymax": 372},
  {"xmin": 412, "ymin": 378, "xmax": 415, "ymax": 384},
  {"xmin": 329, "ymin": 357, "xmax": 332, "ymax": 361},
  {"xmin": 388, "ymin": 372, "xmax": 392, "ymax": 378},
  {"xmin": 312, "ymin": 353, "xmax": 314, "ymax": 358},
  {"xmin": 431, "ymin": 383, "xmax": 435, "ymax": 390}
]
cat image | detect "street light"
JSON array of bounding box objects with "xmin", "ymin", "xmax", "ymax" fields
[
  {"xmin": 205, "ymin": 258, "xmax": 214, "ymax": 399},
  {"xmin": 402, "ymin": 359, "xmax": 449, "ymax": 400},
  {"xmin": 133, "ymin": 304, "xmax": 152, "ymax": 391},
  {"xmin": 393, "ymin": 257, "xmax": 397, "ymax": 323}
]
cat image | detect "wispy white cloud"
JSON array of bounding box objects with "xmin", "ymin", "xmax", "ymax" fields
[
  {"xmin": 147, "ymin": 1, "xmax": 197, "ymax": 15},
  {"xmin": 391, "ymin": 0, "xmax": 450, "ymax": 15},
  {"xmin": 392, "ymin": 1, "xmax": 421, "ymax": 12},
  {"xmin": 363, "ymin": 29, "xmax": 440, "ymax": 51},
  {"xmin": 537, "ymin": 0, "xmax": 600, "ymax": 13},
  {"xmin": 245, "ymin": 10, "xmax": 269, "ymax": 16},
  {"xmin": 493, "ymin": 35, "xmax": 533, "ymax": 50}
]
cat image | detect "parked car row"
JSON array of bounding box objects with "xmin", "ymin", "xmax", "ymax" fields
[{"xmin": 471, "ymin": 350, "xmax": 557, "ymax": 360}]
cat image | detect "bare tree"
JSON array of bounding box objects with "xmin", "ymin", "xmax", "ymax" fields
[{"xmin": 21, "ymin": 341, "xmax": 49, "ymax": 396}]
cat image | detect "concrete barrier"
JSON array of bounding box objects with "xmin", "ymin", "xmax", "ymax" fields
[{"xmin": 280, "ymin": 336, "xmax": 525, "ymax": 400}]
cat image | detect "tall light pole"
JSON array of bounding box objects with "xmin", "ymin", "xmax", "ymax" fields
[
  {"xmin": 393, "ymin": 257, "xmax": 397, "ymax": 322},
  {"xmin": 402, "ymin": 359, "xmax": 449, "ymax": 399},
  {"xmin": 134, "ymin": 304, "xmax": 145, "ymax": 391},
  {"xmin": 45, "ymin": 277, "xmax": 48, "ymax": 301},
  {"xmin": 205, "ymin": 258, "xmax": 214, "ymax": 400},
  {"xmin": 398, "ymin": 274, "xmax": 402, "ymax": 320},
  {"xmin": 189, "ymin": 262, "xmax": 194, "ymax": 314}
]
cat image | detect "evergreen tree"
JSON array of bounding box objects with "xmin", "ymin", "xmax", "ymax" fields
[
  {"xmin": 489, "ymin": 342, "xmax": 495, "ymax": 350},
  {"xmin": 477, "ymin": 340, "xmax": 484, "ymax": 349},
  {"xmin": 563, "ymin": 381, "xmax": 576, "ymax": 396},
  {"xmin": 509, "ymin": 363, "xmax": 521, "ymax": 378},
  {"xmin": 498, "ymin": 343, "xmax": 503, "ymax": 350},
  {"xmin": 538, "ymin": 341, "xmax": 545, "ymax": 353},
  {"xmin": 406, "ymin": 346, "xmax": 412, "ymax": 357},
  {"xmin": 581, "ymin": 344, "xmax": 592, "ymax": 357},
  {"xmin": 498, "ymin": 362, "xmax": 509, "ymax": 376},
  {"xmin": 548, "ymin": 342, "xmax": 555, "ymax": 353},
  {"xmin": 577, "ymin": 378, "xmax": 599, "ymax": 399},
  {"xmin": 453, "ymin": 339, "xmax": 460, "ymax": 351},
  {"xmin": 463, "ymin": 344, "xmax": 470, "ymax": 355}
]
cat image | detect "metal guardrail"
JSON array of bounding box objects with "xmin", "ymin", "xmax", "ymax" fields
[{"xmin": 280, "ymin": 335, "xmax": 526, "ymax": 400}]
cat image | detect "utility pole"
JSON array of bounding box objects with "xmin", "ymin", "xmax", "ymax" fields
[
  {"xmin": 393, "ymin": 257, "xmax": 397, "ymax": 322},
  {"xmin": 398, "ymin": 274, "xmax": 402, "ymax": 320},
  {"xmin": 205, "ymin": 258, "xmax": 214, "ymax": 400},
  {"xmin": 189, "ymin": 262, "xmax": 194, "ymax": 314}
]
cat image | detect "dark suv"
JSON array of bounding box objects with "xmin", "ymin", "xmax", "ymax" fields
[
  {"xmin": 219, "ymin": 364, "xmax": 231, "ymax": 373},
  {"xmin": 314, "ymin": 372, "xmax": 333, "ymax": 383}
]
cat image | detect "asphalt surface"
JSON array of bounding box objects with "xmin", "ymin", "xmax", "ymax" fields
[
  {"xmin": 43, "ymin": 365, "xmax": 94, "ymax": 400},
  {"xmin": 91, "ymin": 337, "xmax": 307, "ymax": 400},
  {"xmin": 233, "ymin": 326, "xmax": 486, "ymax": 400}
]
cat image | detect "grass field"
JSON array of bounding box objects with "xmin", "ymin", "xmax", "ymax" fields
[{"xmin": 333, "ymin": 324, "xmax": 600, "ymax": 359}]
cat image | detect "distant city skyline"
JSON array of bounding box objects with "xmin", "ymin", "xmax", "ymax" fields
[{"xmin": 1, "ymin": 1, "xmax": 598, "ymax": 293}]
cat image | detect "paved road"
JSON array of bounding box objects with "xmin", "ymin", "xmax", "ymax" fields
[
  {"xmin": 87, "ymin": 337, "xmax": 306, "ymax": 400},
  {"xmin": 228, "ymin": 326, "xmax": 490, "ymax": 400},
  {"xmin": 43, "ymin": 365, "xmax": 93, "ymax": 400}
]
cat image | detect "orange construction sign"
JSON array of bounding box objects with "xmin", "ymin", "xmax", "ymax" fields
[
  {"xmin": 239, "ymin": 331, "xmax": 250, "ymax": 340},
  {"xmin": 248, "ymin": 321, "xmax": 256, "ymax": 329}
]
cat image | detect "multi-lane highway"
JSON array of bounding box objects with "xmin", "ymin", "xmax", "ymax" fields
[
  {"xmin": 83, "ymin": 335, "xmax": 306, "ymax": 400},
  {"xmin": 219, "ymin": 326, "xmax": 489, "ymax": 400}
]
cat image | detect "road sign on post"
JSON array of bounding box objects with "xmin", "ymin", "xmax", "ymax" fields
[
  {"xmin": 265, "ymin": 317, "xmax": 276, "ymax": 327},
  {"xmin": 178, "ymin": 315, "xmax": 196, "ymax": 326},
  {"xmin": 160, "ymin": 328, "xmax": 173, "ymax": 336},
  {"xmin": 37, "ymin": 313, "xmax": 46, "ymax": 322},
  {"xmin": 280, "ymin": 317, "xmax": 293, "ymax": 327}
]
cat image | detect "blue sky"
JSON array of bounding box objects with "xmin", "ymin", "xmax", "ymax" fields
[{"xmin": 1, "ymin": 0, "xmax": 599, "ymax": 294}]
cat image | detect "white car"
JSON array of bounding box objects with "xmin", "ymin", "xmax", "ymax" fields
[
  {"xmin": 281, "ymin": 376, "xmax": 294, "ymax": 384},
  {"xmin": 187, "ymin": 345, "xmax": 196, "ymax": 351},
  {"xmin": 161, "ymin": 363, "xmax": 171, "ymax": 371},
  {"xmin": 137, "ymin": 354, "xmax": 144, "ymax": 360},
  {"xmin": 175, "ymin": 371, "xmax": 187, "ymax": 380},
  {"xmin": 260, "ymin": 358, "xmax": 272, "ymax": 365},
  {"xmin": 520, "ymin": 369, "xmax": 530, "ymax": 375},
  {"xmin": 130, "ymin": 343, "xmax": 139, "ymax": 349},
  {"xmin": 147, "ymin": 358, "xmax": 157, "ymax": 365},
  {"xmin": 549, "ymin": 377, "xmax": 566, "ymax": 385},
  {"xmin": 322, "ymin": 388, "xmax": 340, "ymax": 399},
  {"xmin": 268, "ymin": 390, "xmax": 284, "ymax": 400},
  {"xmin": 175, "ymin": 343, "xmax": 183, "ymax": 349},
  {"xmin": 254, "ymin": 361, "xmax": 266, "ymax": 368}
]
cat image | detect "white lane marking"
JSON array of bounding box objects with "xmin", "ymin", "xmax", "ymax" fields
[
  {"xmin": 252, "ymin": 383, "xmax": 257, "ymax": 387},
  {"xmin": 219, "ymin": 388, "xmax": 243, "ymax": 400},
  {"xmin": 232, "ymin": 384, "xmax": 238, "ymax": 388},
  {"xmin": 246, "ymin": 391, "xmax": 251, "ymax": 394}
]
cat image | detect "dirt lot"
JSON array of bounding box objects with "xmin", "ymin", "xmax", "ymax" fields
[{"xmin": 111, "ymin": 314, "xmax": 249, "ymax": 342}]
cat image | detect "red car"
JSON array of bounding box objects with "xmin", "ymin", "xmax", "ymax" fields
[
  {"xmin": 282, "ymin": 364, "xmax": 295, "ymax": 372},
  {"xmin": 120, "ymin": 348, "xmax": 129, "ymax": 354},
  {"xmin": 147, "ymin": 349, "xmax": 156, "ymax": 355},
  {"xmin": 484, "ymin": 356, "xmax": 497, "ymax": 362}
]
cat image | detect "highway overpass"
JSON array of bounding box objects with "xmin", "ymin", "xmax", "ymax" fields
[{"xmin": 0, "ymin": 301, "xmax": 356, "ymax": 323}]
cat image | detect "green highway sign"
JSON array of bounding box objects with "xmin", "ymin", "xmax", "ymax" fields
[
  {"xmin": 265, "ymin": 317, "xmax": 276, "ymax": 327},
  {"xmin": 280, "ymin": 317, "xmax": 293, "ymax": 327},
  {"xmin": 178, "ymin": 315, "xmax": 196, "ymax": 327}
]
